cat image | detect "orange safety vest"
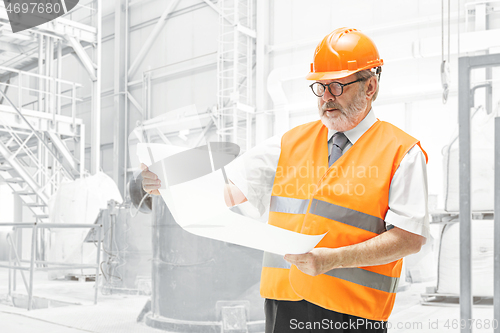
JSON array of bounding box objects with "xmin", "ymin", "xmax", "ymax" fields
[{"xmin": 260, "ymin": 119, "xmax": 427, "ymax": 321}]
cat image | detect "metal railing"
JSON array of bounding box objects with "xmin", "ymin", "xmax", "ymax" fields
[
  {"xmin": 0, "ymin": 222, "xmax": 102, "ymax": 311},
  {"xmin": 0, "ymin": 64, "xmax": 83, "ymax": 125}
]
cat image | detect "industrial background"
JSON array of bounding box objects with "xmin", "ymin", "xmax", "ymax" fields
[{"xmin": 0, "ymin": 0, "xmax": 499, "ymax": 332}]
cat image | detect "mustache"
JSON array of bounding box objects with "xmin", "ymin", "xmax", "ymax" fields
[{"xmin": 321, "ymin": 101, "xmax": 344, "ymax": 113}]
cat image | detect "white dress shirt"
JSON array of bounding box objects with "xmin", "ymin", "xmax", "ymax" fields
[{"xmin": 226, "ymin": 109, "xmax": 430, "ymax": 240}]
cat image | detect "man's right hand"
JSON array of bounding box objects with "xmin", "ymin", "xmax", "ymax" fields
[{"xmin": 141, "ymin": 163, "xmax": 161, "ymax": 195}]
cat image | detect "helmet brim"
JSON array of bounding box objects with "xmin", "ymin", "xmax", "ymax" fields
[
  {"xmin": 306, "ymin": 70, "xmax": 359, "ymax": 81},
  {"xmin": 306, "ymin": 61, "xmax": 384, "ymax": 81}
]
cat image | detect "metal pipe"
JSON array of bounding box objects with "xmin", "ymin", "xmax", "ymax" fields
[
  {"xmin": 79, "ymin": 123, "xmax": 85, "ymax": 177},
  {"xmin": 57, "ymin": 40, "xmax": 62, "ymax": 116},
  {"xmin": 95, "ymin": 224, "xmax": 102, "ymax": 304},
  {"xmin": 232, "ymin": 0, "xmax": 239, "ymax": 144},
  {"xmin": 72, "ymin": 84, "xmax": 76, "ymax": 131},
  {"xmin": 146, "ymin": 71, "xmax": 151, "ymax": 119},
  {"xmin": 0, "ymin": 223, "xmax": 37, "ymax": 227},
  {"xmin": 49, "ymin": 37, "xmax": 55, "ymax": 127},
  {"xmin": 45, "ymin": 36, "xmax": 50, "ymax": 114},
  {"xmin": 127, "ymin": 0, "xmax": 181, "ymax": 79},
  {"xmin": 17, "ymin": 72, "xmax": 22, "ymax": 112},
  {"xmin": 32, "ymin": 223, "xmax": 103, "ymax": 228},
  {"xmin": 66, "ymin": 35, "xmax": 97, "ymax": 81},
  {"xmin": 8, "ymin": 235, "xmax": 11, "ymax": 297},
  {"xmin": 0, "ymin": 223, "xmax": 102, "ymax": 228},
  {"xmin": 458, "ymin": 56, "xmax": 472, "ymax": 333},
  {"xmin": 18, "ymin": 259, "xmax": 97, "ymax": 266},
  {"xmin": 0, "ymin": 264, "xmax": 31, "ymax": 271},
  {"xmin": 0, "ymin": 263, "xmax": 98, "ymax": 271},
  {"xmin": 29, "ymin": 265, "xmax": 99, "ymax": 271},
  {"xmin": 48, "ymin": 37, "xmax": 55, "ymax": 202},
  {"xmin": 7, "ymin": 234, "xmax": 34, "ymax": 295},
  {"xmin": 90, "ymin": 0, "xmax": 102, "ymax": 175},
  {"xmin": 114, "ymin": 0, "xmax": 127, "ymax": 197},
  {"xmin": 38, "ymin": 35, "xmax": 43, "ymax": 112},
  {"xmin": 28, "ymin": 224, "xmax": 37, "ymax": 310},
  {"xmin": 495, "ymin": 116, "xmax": 500, "ymax": 333},
  {"xmin": 124, "ymin": 0, "xmax": 129, "ymax": 196},
  {"xmin": 0, "ymin": 65, "xmax": 83, "ymax": 86}
]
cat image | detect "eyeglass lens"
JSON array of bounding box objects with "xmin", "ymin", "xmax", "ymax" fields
[{"xmin": 311, "ymin": 82, "xmax": 342, "ymax": 97}]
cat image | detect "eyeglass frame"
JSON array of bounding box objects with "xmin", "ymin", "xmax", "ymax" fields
[{"xmin": 309, "ymin": 78, "xmax": 367, "ymax": 98}]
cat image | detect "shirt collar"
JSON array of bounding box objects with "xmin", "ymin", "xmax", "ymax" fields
[{"xmin": 327, "ymin": 108, "xmax": 377, "ymax": 145}]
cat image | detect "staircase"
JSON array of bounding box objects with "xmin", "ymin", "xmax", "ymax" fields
[{"xmin": 0, "ymin": 67, "xmax": 85, "ymax": 224}]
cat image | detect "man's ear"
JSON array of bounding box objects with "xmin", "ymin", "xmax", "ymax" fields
[{"xmin": 365, "ymin": 76, "xmax": 378, "ymax": 100}]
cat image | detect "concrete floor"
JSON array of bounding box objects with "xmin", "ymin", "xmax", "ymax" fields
[
  {"xmin": 0, "ymin": 266, "xmax": 495, "ymax": 332},
  {"xmin": 0, "ymin": 267, "xmax": 164, "ymax": 333},
  {"xmin": 390, "ymin": 282, "xmax": 494, "ymax": 333}
]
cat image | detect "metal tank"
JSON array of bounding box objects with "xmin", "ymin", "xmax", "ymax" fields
[
  {"xmin": 145, "ymin": 196, "xmax": 265, "ymax": 332},
  {"xmin": 97, "ymin": 199, "xmax": 153, "ymax": 295}
]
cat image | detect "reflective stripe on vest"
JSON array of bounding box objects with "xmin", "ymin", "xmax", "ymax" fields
[
  {"xmin": 263, "ymin": 252, "xmax": 398, "ymax": 293},
  {"xmin": 324, "ymin": 267, "xmax": 399, "ymax": 293},
  {"xmin": 309, "ymin": 198, "xmax": 387, "ymax": 234},
  {"xmin": 270, "ymin": 196, "xmax": 386, "ymax": 234},
  {"xmin": 270, "ymin": 196, "xmax": 309, "ymax": 215}
]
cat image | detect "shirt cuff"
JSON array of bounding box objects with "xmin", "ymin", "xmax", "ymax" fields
[{"xmin": 385, "ymin": 209, "xmax": 430, "ymax": 242}]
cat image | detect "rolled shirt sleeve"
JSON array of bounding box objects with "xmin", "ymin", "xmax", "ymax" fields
[{"xmin": 385, "ymin": 145, "xmax": 430, "ymax": 241}]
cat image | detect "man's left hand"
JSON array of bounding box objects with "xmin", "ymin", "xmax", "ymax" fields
[{"xmin": 284, "ymin": 248, "xmax": 337, "ymax": 276}]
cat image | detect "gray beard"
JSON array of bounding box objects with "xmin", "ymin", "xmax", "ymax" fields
[{"xmin": 319, "ymin": 88, "xmax": 368, "ymax": 131}]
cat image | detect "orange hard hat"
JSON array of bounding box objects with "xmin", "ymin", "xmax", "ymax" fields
[{"xmin": 306, "ymin": 28, "xmax": 383, "ymax": 81}]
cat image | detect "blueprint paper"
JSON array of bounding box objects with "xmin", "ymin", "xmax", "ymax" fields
[{"xmin": 137, "ymin": 143, "xmax": 326, "ymax": 255}]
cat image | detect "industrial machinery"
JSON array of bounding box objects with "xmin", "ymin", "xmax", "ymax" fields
[{"xmin": 144, "ymin": 196, "xmax": 265, "ymax": 333}]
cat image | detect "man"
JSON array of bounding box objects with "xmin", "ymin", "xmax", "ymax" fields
[{"xmin": 143, "ymin": 28, "xmax": 429, "ymax": 332}]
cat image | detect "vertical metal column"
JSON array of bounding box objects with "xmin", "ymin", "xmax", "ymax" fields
[
  {"xmin": 28, "ymin": 223, "xmax": 37, "ymax": 311},
  {"xmin": 495, "ymin": 116, "xmax": 500, "ymax": 333},
  {"xmin": 13, "ymin": 193, "xmax": 22, "ymax": 291},
  {"xmin": 57, "ymin": 41, "xmax": 62, "ymax": 116},
  {"xmin": 94, "ymin": 224, "xmax": 102, "ymax": 305},
  {"xmin": 113, "ymin": 0, "xmax": 128, "ymax": 197},
  {"xmin": 232, "ymin": 0, "xmax": 239, "ymax": 144},
  {"xmin": 458, "ymin": 53, "xmax": 500, "ymax": 333},
  {"xmin": 124, "ymin": 0, "xmax": 129, "ymax": 194},
  {"xmin": 38, "ymin": 35, "xmax": 43, "ymax": 111},
  {"xmin": 255, "ymin": 0, "xmax": 272, "ymax": 144},
  {"xmin": 8, "ymin": 234, "xmax": 11, "ymax": 297},
  {"xmin": 91, "ymin": 0, "xmax": 102, "ymax": 174},
  {"xmin": 458, "ymin": 56, "xmax": 473, "ymax": 333}
]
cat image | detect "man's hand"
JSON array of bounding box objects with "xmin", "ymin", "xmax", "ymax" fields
[
  {"xmin": 141, "ymin": 163, "xmax": 161, "ymax": 195},
  {"xmin": 284, "ymin": 227, "xmax": 425, "ymax": 277},
  {"xmin": 284, "ymin": 248, "xmax": 337, "ymax": 276},
  {"xmin": 224, "ymin": 182, "xmax": 248, "ymax": 207}
]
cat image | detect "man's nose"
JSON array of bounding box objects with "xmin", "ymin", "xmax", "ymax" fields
[{"xmin": 322, "ymin": 86, "xmax": 336, "ymax": 102}]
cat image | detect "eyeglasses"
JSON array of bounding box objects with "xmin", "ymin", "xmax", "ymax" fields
[{"xmin": 309, "ymin": 78, "xmax": 366, "ymax": 98}]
